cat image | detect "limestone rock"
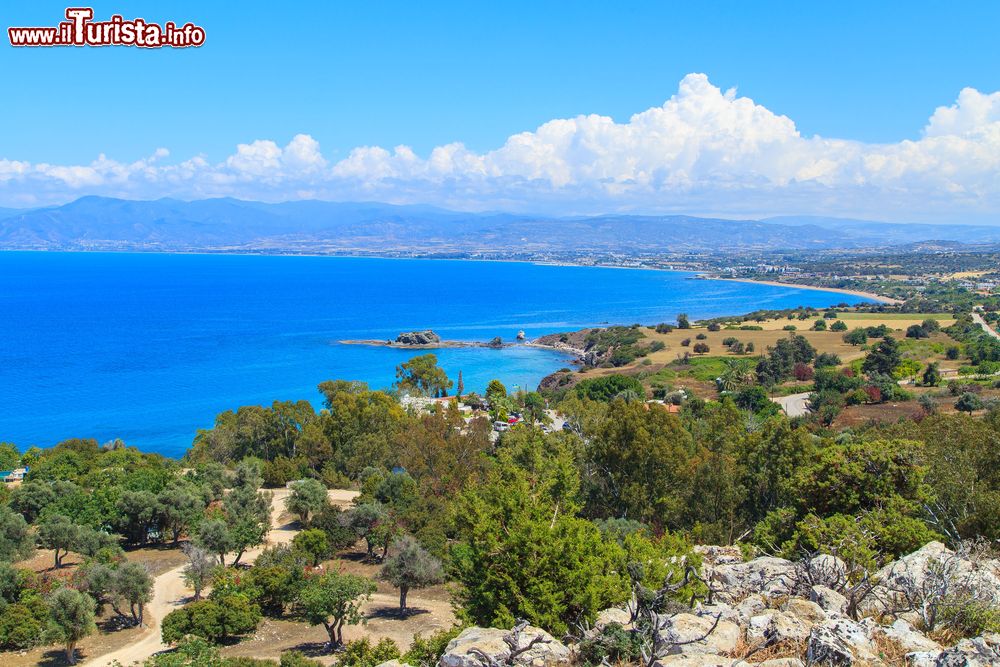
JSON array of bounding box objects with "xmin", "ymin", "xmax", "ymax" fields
[
  {"xmin": 694, "ymin": 601, "xmax": 740, "ymax": 625},
  {"xmin": 735, "ymin": 594, "xmax": 767, "ymax": 623},
  {"xmin": 870, "ymin": 542, "xmax": 1000, "ymax": 616},
  {"xmin": 395, "ymin": 330, "xmax": 442, "ymax": 345},
  {"xmin": 804, "ymin": 554, "xmax": 849, "ymax": 588},
  {"xmin": 781, "ymin": 598, "xmax": 826, "ymax": 624},
  {"xmin": 694, "ymin": 544, "xmax": 743, "ymax": 567},
  {"xmin": 657, "ymin": 613, "xmax": 740, "ymax": 657},
  {"xmin": 375, "ymin": 661, "xmax": 413, "ymax": 667},
  {"xmin": 747, "ymin": 610, "xmax": 812, "ymax": 645},
  {"xmin": 756, "ymin": 660, "xmax": 805, "ymax": 667},
  {"xmin": 809, "ymin": 585, "xmax": 848, "ymax": 616},
  {"xmin": 710, "ymin": 556, "xmax": 797, "ymax": 602},
  {"xmin": 440, "ymin": 626, "xmax": 570, "ymax": 667},
  {"xmin": 873, "ymin": 618, "xmax": 940, "ymax": 653},
  {"xmin": 593, "ymin": 607, "xmax": 632, "ymax": 632},
  {"xmin": 907, "ymin": 634, "xmax": 1000, "ymax": 666},
  {"xmin": 653, "ymin": 656, "xmax": 730, "ymax": 667},
  {"xmin": 806, "ymin": 618, "xmax": 876, "ymax": 666}
]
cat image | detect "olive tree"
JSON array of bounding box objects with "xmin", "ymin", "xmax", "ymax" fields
[
  {"xmin": 378, "ymin": 535, "xmax": 444, "ymax": 614},
  {"xmin": 181, "ymin": 543, "xmax": 217, "ymax": 600},
  {"xmin": 47, "ymin": 588, "xmax": 96, "ymax": 665},
  {"xmin": 286, "ymin": 479, "xmax": 328, "ymax": 526},
  {"xmin": 195, "ymin": 518, "xmax": 233, "ymax": 566},
  {"xmin": 298, "ymin": 572, "xmax": 375, "ymax": 649},
  {"xmin": 38, "ymin": 514, "xmax": 80, "ymax": 568}
]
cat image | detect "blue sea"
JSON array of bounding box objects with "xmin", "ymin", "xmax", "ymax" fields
[{"xmin": 0, "ymin": 252, "xmax": 871, "ymax": 457}]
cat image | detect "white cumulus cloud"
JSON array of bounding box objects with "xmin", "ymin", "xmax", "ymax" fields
[{"xmin": 3, "ymin": 74, "xmax": 1000, "ymax": 223}]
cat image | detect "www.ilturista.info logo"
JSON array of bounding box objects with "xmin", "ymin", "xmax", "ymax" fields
[{"xmin": 8, "ymin": 7, "xmax": 205, "ymax": 48}]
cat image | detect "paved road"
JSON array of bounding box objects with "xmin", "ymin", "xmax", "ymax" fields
[
  {"xmin": 972, "ymin": 310, "xmax": 1000, "ymax": 341},
  {"xmin": 89, "ymin": 488, "xmax": 359, "ymax": 667},
  {"xmin": 773, "ymin": 392, "xmax": 811, "ymax": 417}
]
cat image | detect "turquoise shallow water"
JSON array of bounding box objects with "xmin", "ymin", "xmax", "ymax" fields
[{"xmin": 0, "ymin": 252, "xmax": 870, "ymax": 457}]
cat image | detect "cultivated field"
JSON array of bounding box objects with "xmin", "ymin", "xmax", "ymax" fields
[{"xmin": 711, "ymin": 311, "xmax": 955, "ymax": 331}]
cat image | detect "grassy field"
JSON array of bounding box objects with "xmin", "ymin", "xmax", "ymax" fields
[{"xmin": 640, "ymin": 326, "xmax": 871, "ymax": 364}]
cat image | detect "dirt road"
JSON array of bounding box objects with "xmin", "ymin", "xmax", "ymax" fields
[
  {"xmin": 88, "ymin": 488, "xmax": 359, "ymax": 666},
  {"xmin": 972, "ymin": 310, "xmax": 1000, "ymax": 341},
  {"xmin": 772, "ymin": 391, "xmax": 811, "ymax": 417}
]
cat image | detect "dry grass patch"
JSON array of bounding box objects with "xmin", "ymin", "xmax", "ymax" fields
[
  {"xmin": 868, "ymin": 632, "xmax": 910, "ymax": 667},
  {"xmin": 726, "ymin": 632, "xmax": 807, "ymax": 663}
]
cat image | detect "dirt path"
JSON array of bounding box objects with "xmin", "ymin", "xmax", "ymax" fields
[{"xmin": 88, "ymin": 488, "xmax": 359, "ymax": 666}]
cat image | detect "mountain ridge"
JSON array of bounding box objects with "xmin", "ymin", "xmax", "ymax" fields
[{"xmin": 2, "ymin": 196, "xmax": 999, "ymax": 253}]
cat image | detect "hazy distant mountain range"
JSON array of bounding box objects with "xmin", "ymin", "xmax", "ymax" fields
[{"xmin": 1, "ymin": 196, "xmax": 999, "ymax": 254}]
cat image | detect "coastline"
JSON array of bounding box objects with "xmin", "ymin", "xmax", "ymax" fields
[{"xmin": 702, "ymin": 276, "xmax": 903, "ymax": 305}]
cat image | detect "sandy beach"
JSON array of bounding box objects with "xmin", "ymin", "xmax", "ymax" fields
[{"xmin": 704, "ymin": 276, "xmax": 903, "ymax": 305}]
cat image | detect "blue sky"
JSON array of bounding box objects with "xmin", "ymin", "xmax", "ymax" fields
[{"xmin": 2, "ymin": 1, "xmax": 1000, "ymax": 222}]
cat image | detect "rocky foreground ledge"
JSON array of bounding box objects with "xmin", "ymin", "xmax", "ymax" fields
[{"xmin": 378, "ymin": 541, "xmax": 1000, "ymax": 667}]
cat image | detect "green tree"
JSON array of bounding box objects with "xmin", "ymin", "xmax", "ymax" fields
[
  {"xmin": 339, "ymin": 637, "xmax": 402, "ymax": 667},
  {"xmin": 182, "ymin": 544, "xmax": 217, "ymax": 600},
  {"xmin": 116, "ymin": 489, "xmax": 160, "ymax": 545},
  {"xmin": 316, "ymin": 382, "xmax": 408, "ymax": 477},
  {"xmin": 10, "ymin": 480, "xmax": 56, "ymax": 523},
  {"xmin": 0, "ymin": 505, "xmax": 34, "ymax": 563},
  {"xmin": 378, "ymin": 535, "xmax": 444, "ymax": 613},
  {"xmin": 574, "ymin": 375, "xmax": 645, "ymax": 402},
  {"xmin": 157, "ymin": 484, "xmax": 204, "ymax": 545},
  {"xmin": 520, "ymin": 392, "xmax": 550, "ymax": 425},
  {"xmin": 843, "ymin": 328, "xmax": 868, "ymax": 346},
  {"xmin": 225, "ymin": 470, "xmax": 272, "ymax": 566},
  {"xmin": 196, "ymin": 519, "xmax": 233, "ymax": 566},
  {"xmin": 161, "ymin": 595, "xmax": 261, "ymax": 644},
  {"xmin": 718, "ymin": 358, "xmax": 756, "ymax": 392},
  {"xmin": 922, "ymin": 362, "xmax": 942, "ymax": 387},
  {"xmin": 586, "ymin": 399, "xmax": 695, "ymax": 526},
  {"xmin": 38, "ymin": 514, "xmax": 80, "ymax": 568},
  {"xmin": 114, "ymin": 561, "xmax": 154, "ymax": 626},
  {"xmin": 344, "ymin": 502, "xmax": 391, "ymax": 561},
  {"xmin": 0, "ymin": 600, "xmax": 45, "ymax": 649},
  {"xmin": 286, "ymin": 479, "xmax": 328, "ymax": 526},
  {"xmin": 292, "ymin": 528, "xmax": 330, "ymax": 567},
  {"xmin": 394, "ymin": 354, "xmax": 453, "ymax": 397},
  {"xmin": 862, "ymin": 336, "xmax": 902, "ymax": 376},
  {"xmin": 0, "ymin": 443, "xmax": 20, "ymax": 472},
  {"xmin": 298, "ymin": 572, "xmax": 376, "ymax": 648},
  {"xmin": 676, "ymin": 313, "xmax": 690, "ymax": 329},
  {"xmin": 485, "ymin": 379, "xmax": 507, "ymax": 403},
  {"xmin": 46, "ymin": 588, "xmax": 96, "ymax": 665},
  {"xmin": 245, "ymin": 563, "xmax": 306, "ymax": 617},
  {"xmin": 450, "ymin": 438, "xmax": 628, "ymax": 634},
  {"xmin": 955, "ymin": 392, "xmax": 984, "ymax": 414}
]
